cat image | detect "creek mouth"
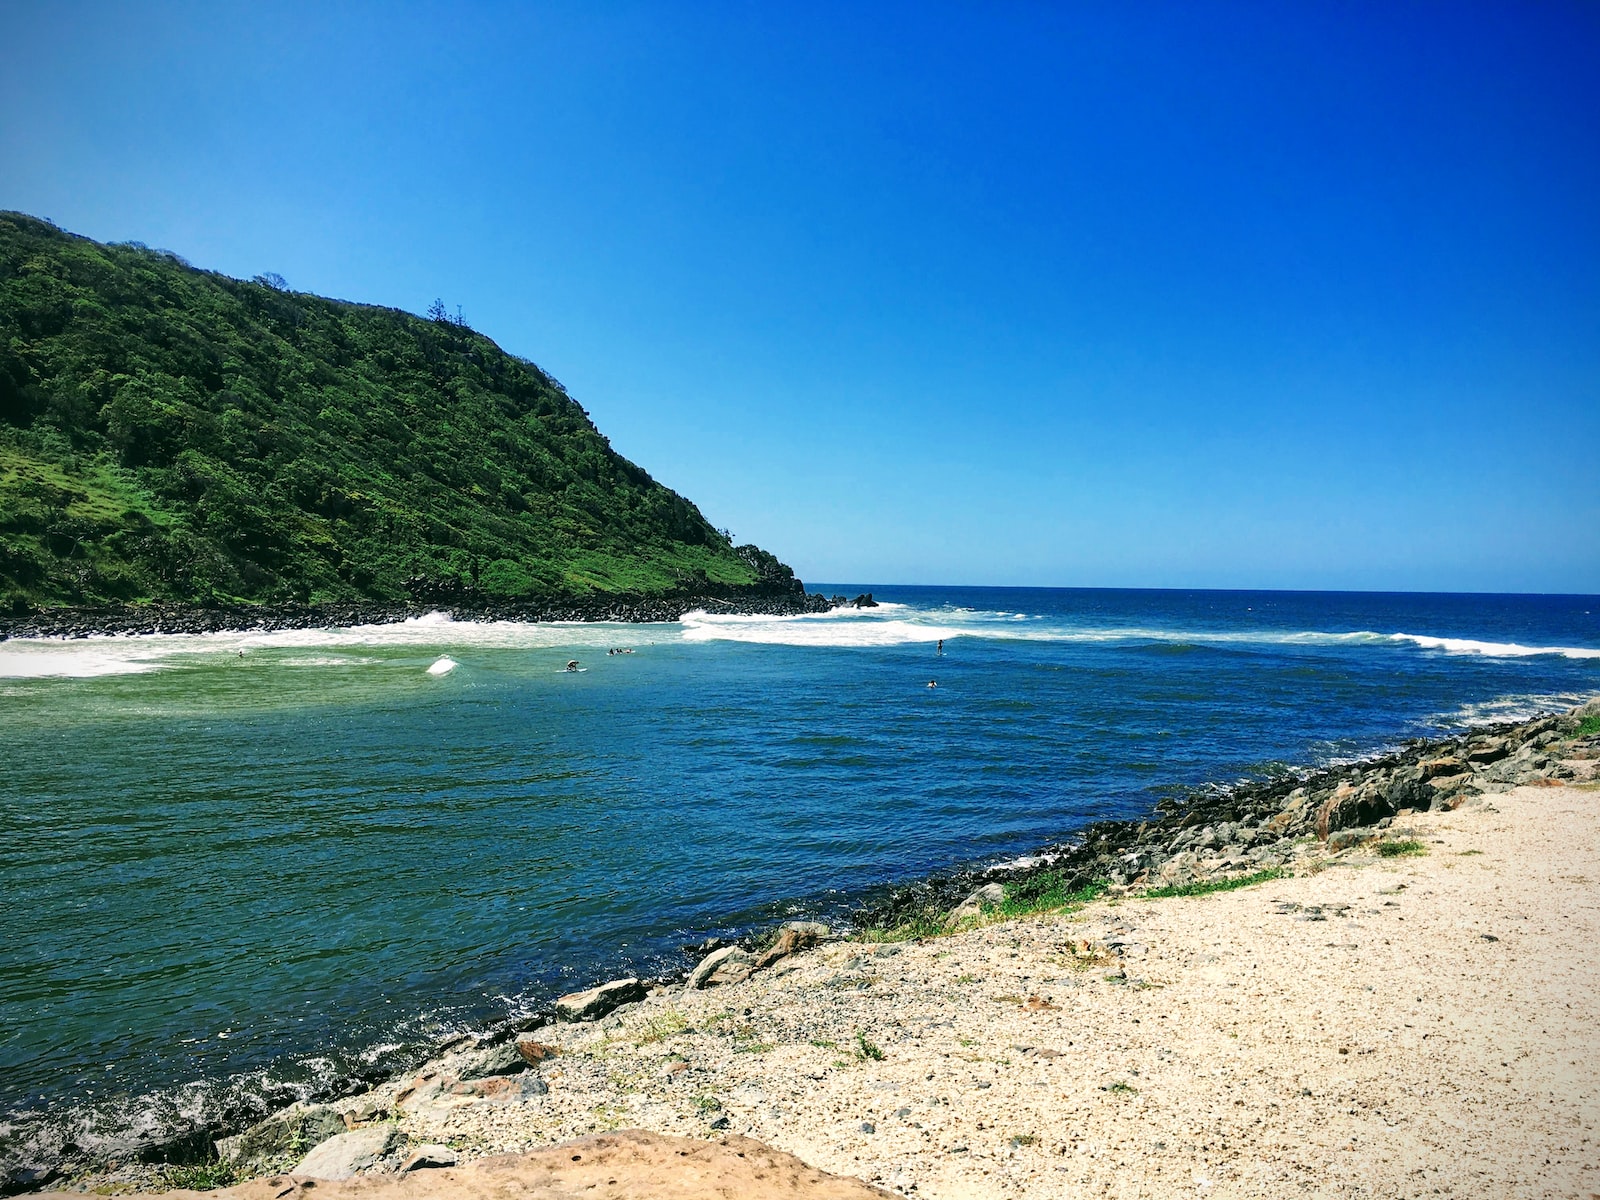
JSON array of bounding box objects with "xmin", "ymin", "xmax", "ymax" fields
[{"xmin": 7, "ymin": 699, "xmax": 1591, "ymax": 1193}]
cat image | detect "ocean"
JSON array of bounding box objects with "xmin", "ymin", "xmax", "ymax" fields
[{"xmin": 1, "ymin": 585, "xmax": 1597, "ymax": 1169}]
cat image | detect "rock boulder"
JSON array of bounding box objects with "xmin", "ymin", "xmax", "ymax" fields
[
  {"xmin": 293, "ymin": 1126, "xmax": 401, "ymax": 1180},
  {"xmin": 554, "ymin": 977, "xmax": 647, "ymax": 1022},
  {"xmin": 687, "ymin": 946, "xmax": 757, "ymax": 989}
]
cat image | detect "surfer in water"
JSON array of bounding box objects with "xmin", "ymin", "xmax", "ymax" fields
[
  {"xmin": 927, "ymin": 680, "xmax": 938, "ymax": 688},
  {"xmin": 565, "ymin": 660, "xmax": 580, "ymax": 672},
  {"xmin": 936, "ymin": 639, "xmax": 944, "ymax": 654}
]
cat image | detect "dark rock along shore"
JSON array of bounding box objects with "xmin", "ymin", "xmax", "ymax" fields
[{"xmin": 0, "ymin": 586, "xmax": 841, "ymax": 642}]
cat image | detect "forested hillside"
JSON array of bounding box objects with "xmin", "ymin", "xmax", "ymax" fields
[{"xmin": 0, "ymin": 212, "xmax": 803, "ymax": 612}]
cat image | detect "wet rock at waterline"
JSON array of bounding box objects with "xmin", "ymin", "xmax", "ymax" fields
[
  {"xmin": 554, "ymin": 977, "xmax": 647, "ymax": 1021},
  {"xmin": 687, "ymin": 946, "xmax": 758, "ymax": 989}
]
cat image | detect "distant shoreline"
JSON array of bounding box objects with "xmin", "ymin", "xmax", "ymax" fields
[{"xmin": 0, "ymin": 587, "xmax": 840, "ymax": 642}]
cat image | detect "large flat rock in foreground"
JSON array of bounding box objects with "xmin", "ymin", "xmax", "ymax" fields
[{"xmin": 42, "ymin": 1131, "xmax": 891, "ymax": 1200}]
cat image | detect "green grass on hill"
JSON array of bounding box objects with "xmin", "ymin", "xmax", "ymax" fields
[{"xmin": 0, "ymin": 212, "xmax": 802, "ymax": 611}]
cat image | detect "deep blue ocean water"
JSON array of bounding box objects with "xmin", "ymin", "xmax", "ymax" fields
[{"xmin": 2, "ymin": 585, "xmax": 1597, "ymax": 1164}]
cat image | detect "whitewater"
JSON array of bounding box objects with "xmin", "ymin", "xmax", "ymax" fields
[{"xmin": 4, "ymin": 595, "xmax": 1597, "ymax": 680}]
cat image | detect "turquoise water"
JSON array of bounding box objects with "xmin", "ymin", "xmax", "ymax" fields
[{"xmin": 2, "ymin": 586, "xmax": 1597, "ymax": 1166}]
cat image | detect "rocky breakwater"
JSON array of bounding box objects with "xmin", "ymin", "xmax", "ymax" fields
[
  {"xmin": 860, "ymin": 698, "xmax": 1600, "ymax": 933},
  {"xmin": 0, "ymin": 587, "xmax": 838, "ymax": 641}
]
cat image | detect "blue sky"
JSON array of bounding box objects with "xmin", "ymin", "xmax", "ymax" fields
[{"xmin": 3, "ymin": 1, "xmax": 1597, "ymax": 592}]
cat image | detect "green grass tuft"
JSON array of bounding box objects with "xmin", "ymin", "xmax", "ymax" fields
[
  {"xmin": 999, "ymin": 874, "xmax": 1109, "ymax": 918},
  {"xmin": 1141, "ymin": 867, "xmax": 1284, "ymax": 899},
  {"xmin": 1377, "ymin": 840, "xmax": 1427, "ymax": 857},
  {"xmin": 1575, "ymin": 714, "xmax": 1600, "ymax": 738},
  {"xmin": 159, "ymin": 1162, "xmax": 239, "ymax": 1191},
  {"xmin": 854, "ymin": 1032, "xmax": 885, "ymax": 1062},
  {"xmin": 632, "ymin": 1008, "xmax": 688, "ymax": 1045}
]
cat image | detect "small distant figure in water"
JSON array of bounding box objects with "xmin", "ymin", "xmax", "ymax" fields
[
  {"xmin": 927, "ymin": 679, "xmax": 938, "ymax": 688},
  {"xmin": 936, "ymin": 639, "xmax": 944, "ymax": 654},
  {"xmin": 607, "ymin": 648, "xmax": 616, "ymax": 656},
  {"xmin": 566, "ymin": 660, "xmax": 580, "ymax": 672},
  {"xmin": 238, "ymin": 649, "xmax": 245, "ymax": 658}
]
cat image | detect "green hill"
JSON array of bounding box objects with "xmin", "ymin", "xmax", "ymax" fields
[{"xmin": 0, "ymin": 212, "xmax": 806, "ymax": 614}]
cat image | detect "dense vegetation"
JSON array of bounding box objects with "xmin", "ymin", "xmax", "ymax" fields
[{"xmin": 0, "ymin": 212, "xmax": 802, "ymax": 612}]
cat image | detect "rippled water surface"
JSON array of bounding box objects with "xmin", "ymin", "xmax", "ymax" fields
[{"xmin": 2, "ymin": 586, "xmax": 1597, "ymax": 1163}]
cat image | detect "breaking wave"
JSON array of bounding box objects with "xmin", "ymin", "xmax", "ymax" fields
[{"xmin": 4, "ymin": 600, "xmax": 1597, "ymax": 678}]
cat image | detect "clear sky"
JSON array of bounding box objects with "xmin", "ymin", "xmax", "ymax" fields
[{"xmin": 3, "ymin": 1, "xmax": 1597, "ymax": 593}]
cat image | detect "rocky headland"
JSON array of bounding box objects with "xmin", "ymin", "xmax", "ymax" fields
[
  {"xmin": 21, "ymin": 699, "xmax": 1600, "ymax": 1198},
  {"xmin": 0, "ymin": 587, "xmax": 842, "ymax": 642}
]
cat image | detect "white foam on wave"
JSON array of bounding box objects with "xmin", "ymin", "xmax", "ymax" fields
[
  {"xmin": 1438, "ymin": 691, "xmax": 1599, "ymax": 728},
  {"xmin": 679, "ymin": 608, "xmax": 963, "ymax": 647},
  {"xmin": 0, "ymin": 611, "xmax": 683, "ymax": 679},
  {"xmin": 1388, "ymin": 633, "xmax": 1600, "ymax": 660},
  {"xmin": 426, "ymin": 656, "xmax": 458, "ymax": 676},
  {"xmin": 3, "ymin": 601, "xmax": 1596, "ymax": 677},
  {"xmin": 0, "ymin": 648, "xmax": 164, "ymax": 678}
]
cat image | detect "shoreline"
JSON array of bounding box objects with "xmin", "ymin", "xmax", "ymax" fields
[
  {"xmin": 0, "ymin": 587, "xmax": 842, "ymax": 642},
  {"xmin": 10, "ymin": 698, "xmax": 1598, "ymax": 1194}
]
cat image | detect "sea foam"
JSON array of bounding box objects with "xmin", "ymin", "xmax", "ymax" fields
[
  {"xmin": 1388, "ymin": 633, "xmax": 1600, "ymax": 660},
  {"xmin": 2, "ymin": 601, "xmax": 1596, "ymax": 679}
]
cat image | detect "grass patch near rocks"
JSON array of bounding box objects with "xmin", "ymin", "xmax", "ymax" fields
[
  {"xmin": 1377, "ymin": 840, "xmax": 1427, "ymax": 858},
  {"xmin": 856, "ymin": 911, "xmax": 947, "ymax": 943},
  {"xmin": 1574, "ymin": 715, "xmax": 1600, "ymax": 738},
  {"xmin": 631, "ymin": 1008, "xmax": 689, "ymax": 1045},
  {"xmin": 1142, "ymin": 867, "xmax": 1284, "ymax": 899},
  {"xmin": 858, "ymin": 874, "xmax": 1110, "ymax": 943},
  {"xmin": 1000, "ymin": 873, "xmax": 1110, "ymax": 919},
  {"xmin": 158, "ymin": 1162, "xmax": 239, "ymax": 1191}
]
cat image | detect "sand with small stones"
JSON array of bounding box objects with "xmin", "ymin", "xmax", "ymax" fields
[{"xmin": 368, "ymin": 783, "xmax": 1599, "ymax": 1199}]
